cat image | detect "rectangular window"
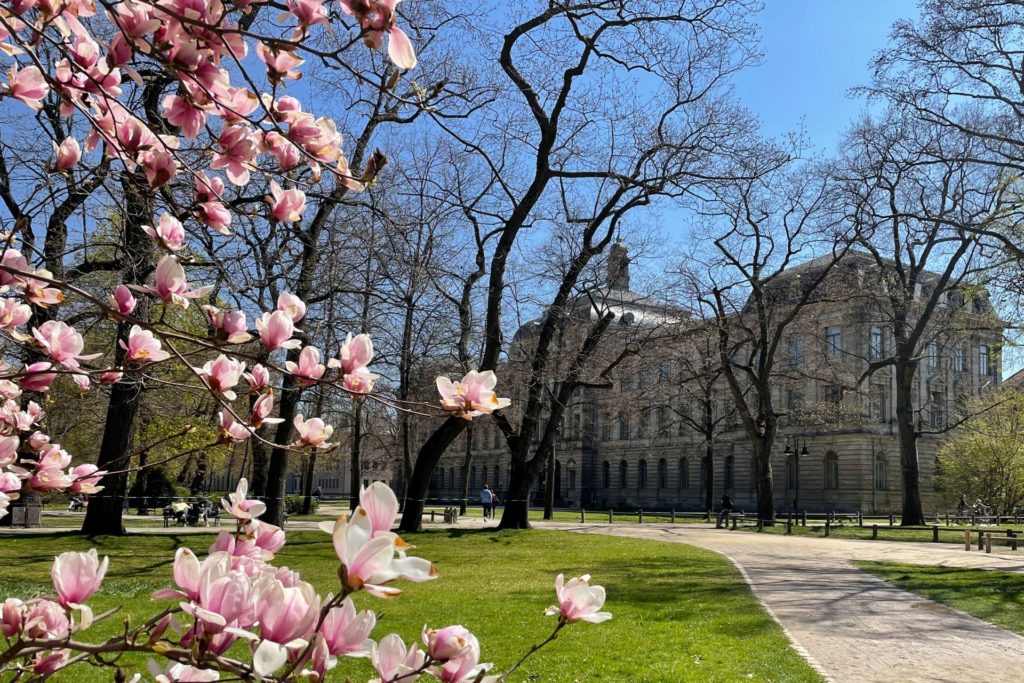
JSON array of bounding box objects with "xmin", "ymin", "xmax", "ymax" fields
[
  {"xmin": 930, "ymin": 390, "xmax": 944, "ymax": 428},
  {"xmin": 618, "ymin": 414, "xmax": 630, "ymax": 440},
  {"xmin": 788, "ymin": 336, "xmax": 803, "ymax": 367},
  {"xmin": 953, "ymin": 345, "xmax": 964, "ymax": 372},
  {"xmin": 869, "ymin": 326, "xmax": 884, "ymax": 359},
  {"xmin": 870, "ymin": 384, "xmax": 887, "ymax": 422},
  {"xmin": 979, "ymin": 345, "xmax": 990, "ymax": 377},
  {"xmin": 787, "ymin": 389, "xmax": 803, "ymax": 410},
  {"xmin": 657, "ymin": 406, "xmax": 668, "ymax": 437},
  {"xmin": 824, "ymin": 383, "xmax": 843, "ymax": 405},
  {"xmin": 601, "ymin": 412, "xmax": 612, "ymax": 441},
  {"xmin": 825, "ymin": 326, "xmax": 842, "ymax": 358},
  {"xmin": 928, "ymin": 341, "xmax": 939, "ymax": 368}
]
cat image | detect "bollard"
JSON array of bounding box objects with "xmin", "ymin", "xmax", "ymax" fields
[
  {"xmin": 858, "ymin": 511, "xmax": 863, "ymax": 527},
  {"xmin": 964, "ymin": 530, "xmax": 971, "ymax": 551},
  {"xmin": 787, "ymin": 511, "xmax": 793, "ymax": 535},
  {"xmin": 581, "ymin": 509, "xmax": 586, "ymax": 523},
  {"xmin": 889, "ymin": 513, "xmax": 894, "ymax": 527},
  {"xmin": 1009, "ymin": 530, "xmax": 1018, "ymax": 552},
  {"xmin": 638, "ymin": 509, "xmax": 644, "ymax": 524},
  {"xmin": 824, "ymin": 519, "xmax": 831, "ymax": 537},
  {"xmin": 671, "ymin": 510, "xmax": 676, "ymax": 524},
  {"xmin": 932, "ymin": 526, "xmax": 939, "ymax": 543},
  {"xmin": 985, "ymin": 533, "xmax": 993, "ymax": 554},
  {"xmin": 430, "ymin": 510, "xmax": 435, "ymax": 522},
  {"xmin": 609, "ymin": 509, "xmax": 614, "ymax": 524},
  {"xmin": 872, "ymin": 524, "xmax": 878, "ymax": 540}
]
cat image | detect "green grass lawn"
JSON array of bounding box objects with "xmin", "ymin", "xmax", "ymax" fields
[
  {"xmin": 856, "ymin": 562, "xmax": 1024, "ymax": 635},
  {"xmin": 0, "ymin": 529, "xmax": 820, "ymax": 682}
]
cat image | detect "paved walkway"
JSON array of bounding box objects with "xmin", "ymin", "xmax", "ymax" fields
[{"xmin": 540, "ymin": 522, "xmax": 1024, "ymax": 683}]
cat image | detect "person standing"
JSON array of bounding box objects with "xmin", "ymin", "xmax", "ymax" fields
[
  {"xmin": 716, "ymin": 494, "xmax": 733, "ymax": 528},
  {"xmin": 480, "ymin": 484, "xmax": 493, "ymax": 519}
]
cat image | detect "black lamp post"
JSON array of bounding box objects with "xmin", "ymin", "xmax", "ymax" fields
[{"xmin": 783, "ymin": 437, "xmax": 810, "ymax": 513}]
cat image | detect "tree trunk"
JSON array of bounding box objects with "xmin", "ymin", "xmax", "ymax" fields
[
  {"xmin": 81, "ymin": 169, "xmax": 154, "ymax": 536},
  {"xmin": 189, "ymin": 451, "xmax": 208, "ymax": 494},
  {"xmin": 301, "ymin": 452, "xmax": 317, "ymax": 514},
  {"xmin": 543, "ymin": 442, "xmax": 555, "ymax": 520},
  {"xmin": 349, "ymin": 402, "xmax": 363, "ymax": 510},
  {"xmin": 264, "ymin": 379, "xmax": 302, "ymax": 527},
  {"xmin": 399, "ymin": 413, "xmax": 412, "ymax": 513},
  {"xmin": 498, "ymin": 457, "xmax": 538, "ymax": 529},
  {"xmin": 398, "ymin": 417, "xmax": 468, "ymax": 532},
  {"xmin": 895, "ymin": 361, "xmax": 925, "ymax": 525},
  {"xmin": 128, "ymin": 450, "xmax": 149, "ymax": 515},
  {"xmin": 752, "ymin": 437, "xmax": 776, "ymax": 525},
  {"xmin": 703, "ymin": 439, "xmax": 714, "ymax": 513},
  {"xmin": 459, "ymin": 426, "xmax": 472, "ymax": 515},
  {"xmin": 249, "ymin": 430, "xmax": 271, "ymax": 498}
]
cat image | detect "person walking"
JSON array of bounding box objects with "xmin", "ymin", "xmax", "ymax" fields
[
  {"xmin": 480, "ymin": 484, "xmax": 493, "ymax": 519},
  {"xmin": 716, "ymin": 494, "xmax": 733, "ymax": 528}
]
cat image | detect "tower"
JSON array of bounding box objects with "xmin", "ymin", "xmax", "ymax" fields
[{"xmin": 607, "ymin": 238, "xmax": 630, "ymax": 291}]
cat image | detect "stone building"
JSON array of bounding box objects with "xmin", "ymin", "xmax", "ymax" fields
[{"xmin": 420, "ymin": 242, "xmax": 1004, "ymax": 514}]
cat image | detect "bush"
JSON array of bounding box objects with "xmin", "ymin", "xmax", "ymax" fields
[{"xmin": 284, "ymin": 495, "xmax": 319, "ymax": 516}]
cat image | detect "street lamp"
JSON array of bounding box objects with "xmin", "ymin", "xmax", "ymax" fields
[{"xmin": 783, "ymin": 437, "xmax": 810, "ymax": 513}]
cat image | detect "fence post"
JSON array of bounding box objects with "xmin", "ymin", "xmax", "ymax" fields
[
  {"xmin": 671, "ymin": 510, "xmax": 676, "ymax": 524},
  {"xmin": 932, "ymin": 526, "xmax": 939, "ymax": 543},
  {"xmin": 580, "ymin": 509, "xmax": 586, "ymax": 523},
  {"xmin": 964, "ymin": 530, "xmax": 971, "ymax": 551},
  {"xmin": 801, "ymin": 511, "xmax": 807, "ymax": 527},
  {"xmin": 787, "ymin": 511, "xmax": 793, "ymax": 535},
  {"xmin": 430, "ymin": 510, "xmax": 435, "ymax": 523},
  {"xmin": 824, "ymin": 519, "xmax": 831, "ymax": 537},
  {"xmin": 985, "ymin": 533, "xmax": 993, "ymax": 554},
  {"xmin": 1009, "ymin": 530, "xmax": 1018, "ymax": 551},
  {"xmin": 608, "ymin": 509, "xmax": 614, "ymax": 524},
  {"xmin": 889, "ymin": 513, "xmax": 894, "ymax": 527},
  {"xmin": 638, "ymin": 508, "xmax": 643, "ymax": 524},
  {"xmin": 945, "ymin": 513, "xmax": 949, "ymax": 527},
  {"xmin": 978, "ymin": 530, "xmax": 984, "ymax": 551},
  {"xmin": 858, "ymin": 511, "xmax": 863, "ymax": 527},
  {"xmin": 872, "ymin": 524, "xmax": 878, "ymax": 540}
]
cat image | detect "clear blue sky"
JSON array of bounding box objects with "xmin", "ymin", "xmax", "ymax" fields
[{"xmin": 732, "ymin": 0, "xmax": 918, "ymax": 152}]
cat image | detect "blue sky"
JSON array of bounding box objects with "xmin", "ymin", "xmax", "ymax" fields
[{"xmin": 732, "ymin": 0, "xmax": 918, "ymax": 152}]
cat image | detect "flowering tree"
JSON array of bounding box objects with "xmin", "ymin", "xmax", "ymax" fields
[{"xmin": 0, "ymin": 480, "xmax": 611, "ymax": 679}]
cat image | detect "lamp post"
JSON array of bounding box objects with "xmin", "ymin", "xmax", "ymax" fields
[{"xmin": 783, "ymin": 437, "xmax": 810, "ymax": 513}]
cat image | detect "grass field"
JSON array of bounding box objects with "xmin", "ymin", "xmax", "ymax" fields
[
  {"xmin": 0, "ymin": 529, "xmax": 821, "ymax": 682},
  {"xmin": 855, "ymin": 562, "xmax": 1024, "ymax": 635}
]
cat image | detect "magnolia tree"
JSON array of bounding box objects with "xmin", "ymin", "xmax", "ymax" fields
[{"xmin": 0, "ymin": 480, "xmax": 611, "ymax": 679}]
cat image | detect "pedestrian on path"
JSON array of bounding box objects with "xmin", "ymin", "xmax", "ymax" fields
[
  {"xmin": 716, "ymin": 494, "xmax": 733, "ymax": 528},
  {"xmin": 480, "ymin": 485, "xmax": 493, "ymax": 519}
]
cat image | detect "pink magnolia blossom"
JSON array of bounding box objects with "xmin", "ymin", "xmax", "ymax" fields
[
  {"xmin": 427, "ymin": 631, "xmax": 492, "ymax": 683},
  {"xmin": 320, "ymin": 499, "xmax": 437, "ymax": 597},
  {"xmin": 0, "ymin": 297, "xmax": 32, "ymax": 330},
  {"xmin": 255, "ymin": 42, "xmax": 304, "ymax": 83},
  {"xmin": 135, "ymin": 255, "xmax": 212, "ymax": 308},
  {"xmin": 143, "ymin": 213, "xmax": 186, "ymax": 251},
  {"xmin": 109, "ymin": 284, "xmax": 137, "ymax": 315},
  {"xmin": 371, "ymin": 634, "xmax": 427, "ymax": 683},
  {"xmin": 197, "ymin": 354, "xmax": 245, "ymax": 400},
  {"xmin": 140, "ymin": 148, "xmax": 178, "ymax": 188},
  {"xmin": 436, "ymin": 370, "xmax": 511, "ymax": 420},
  {"xmin": 250, "ymin": 577, "xmax": 320, "ymax": 676},
  {"xmin": 33, "ymin": 649, "xmax": 69, "ymax": 675},
  {"xmin": 222, "ymin": 478, "xmax": 266, "ymax": 521},
  {"xmin": 30, "ymin": 467, "xmax": 74, "ymax": 493},
  {"xmin": 0, "ymin": 492, "xmax": 9, "ymax": 520},
  {"xmin": 0, "ymin": 435, "xmax": 18, "ymax": 467},
  {"xmin": 199, "ymin": 201, "xmax": 232, "ymax": 235},
  {"xmin": 24, "ymin": 269, "xmax": 63, "ymax": 306},
  {"xmin": 32, "ymin": 320, "xmax": 101, "ymax": 369},
  {"xmin": 203, "ymin": 306, "xmax": 252, "ymax": 344},
  {"xmin": 360, "ymin": 481, "xmax": 398, "ymax": 536},
  {"xmin": 285, "ymin": 346, "xmax": 324, "ymax": 386},
  {"xmin": 249, "ymin": 391, "xmax": 283, "ymax": 428},
  {"xmin": 53, "ymin": 137, "xmax": 81, "ymax": 171},
  {"xmin": 69, "ymin": 464, "xmax": 105, "ymax": 494},
  {"xmin": 52, "ymin": 549, "xmax": 108, "ymax": 610},
  {"xmin": 276, "ymin": 292, "xmax": 307, "ymax": 322},
  {"xmin": 5, "ymin": 64, "xmax": 49, "ymax": 110},
  {"xmin": 328, "ymin": 333, "xmax": 374, "ymax": 374},
  {"xmin": 121, "ymin": 325, "xmax": 170, "ymax": 363},
  {"xmin": 423, "ymin": 625, "xmax": 471, "ymax": 661},
  {"xmin": 252, "ymin": 520, "xmax": 286, "ymax": 555},
  {"xmin": 285, "ymin": 0, "xmax": 328, "ymax": 35},
  {"xmin": 162, "ymin": 94, "xmax": 206, "ymax": 139},
  {"xmin": 182, "ymin": 566, "xmax": 256, "ymax": 634},
  {"xmin": 0, "ymin": 471, "xmax": 21, "ymax": 494},
  {"xmin": 99, "ymin": 370, "xmax": 124, "ymax": 384},
  {"xmin": 219, "ymin": 411, "xmax": 252, "ymax": 443},
  {"xmin": 38, "ymin": 443, "xmax": 72, "ymax": 469},
  {"xmin": 339, "ymin": 0, "xmax": 417, "ymax": 69},
  {"xmin": 195, "ymin": 172, "xmax": 225, "ymax": 203},
  {"xmin": 545, "ymin": 574, "xmax": 611, "ymax": 624},
  {"xmin": 19, "ymin": 362, "xmax": 57, "ymax": 392},
  {"xmin": 0, "ymin": 248, "xmax": 30, "ymax": 287},
  {"xmin": 263, "ymin": 131, "xmax": 301, "ymax": 169},
  {"xmin": 149, "ymin": 661, "xmax": 221, "ymax": 682},
  {"xmin": 292, "ymin": 414, "xmax": 333, "ymax": 449},
  {"xmin": 321, "ymin": 597, "xmax": 375, "ymax": 657},
  {"xmin": 211, "ymin": 124, "xmax": 258, "ymax": 186},
  {"xmin": 1, "ymin": 598, "xmax": 24, "ymax": 637},
  {"xmin": 267, "ymin": 181, "xmax": 306, "ymax": 223},
  {"xmin": 256, "ymin": 310, "xmax": 301, "ymax": 351},
  {"xmin": 23, "ymin": 600, "xmax": 69, "ymax": 640},
  {"xmin": 246, "ymin": 363, "xmax": 271, "ymax": 390}
]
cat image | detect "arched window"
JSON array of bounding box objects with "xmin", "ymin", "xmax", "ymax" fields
[
  {"xmin": 438, "ymin": 468, "xmax": 445, "ymax": 489},
  {"xmin": 482, "ymin": 465, "xmax": 488, "ymax": 487},
  {"xmin": 638, "ymin": 460, "xmax": 648, "ymax": 489},
  {"xmin": 658, "ymin": 458, "xmax": 668, "ymax": 489},
  {"xmin": 874, "ymin": 453, "xmax": 888, "ymax": 490},
  {"xmin": 678, "ymin": 457, "xmax": 689, "ymax": 489},
  {"xmin": 602, "ymin": 461, "xmax": 610, "ymax": 489},
  {"xmin": 449, "ymin": 467, "xmax": 456, "ymax": 490},
  {"xmin": 619, "ymin": 460, "xmax": 628, "ymax": 489},
  {"xmin": 786, "ymin": 455, "xmax": 797, "ymax": 490},
  {"xmin": 825, "ymin": 451, "xmax": 839, "ymax": 490},
  {"xmin": 470, "ymin": 466, "xmax": 477, "ymax": 490},
  {"xmin": 724, "ymin": 455, "xmax": 735, "ymax": 490}
]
